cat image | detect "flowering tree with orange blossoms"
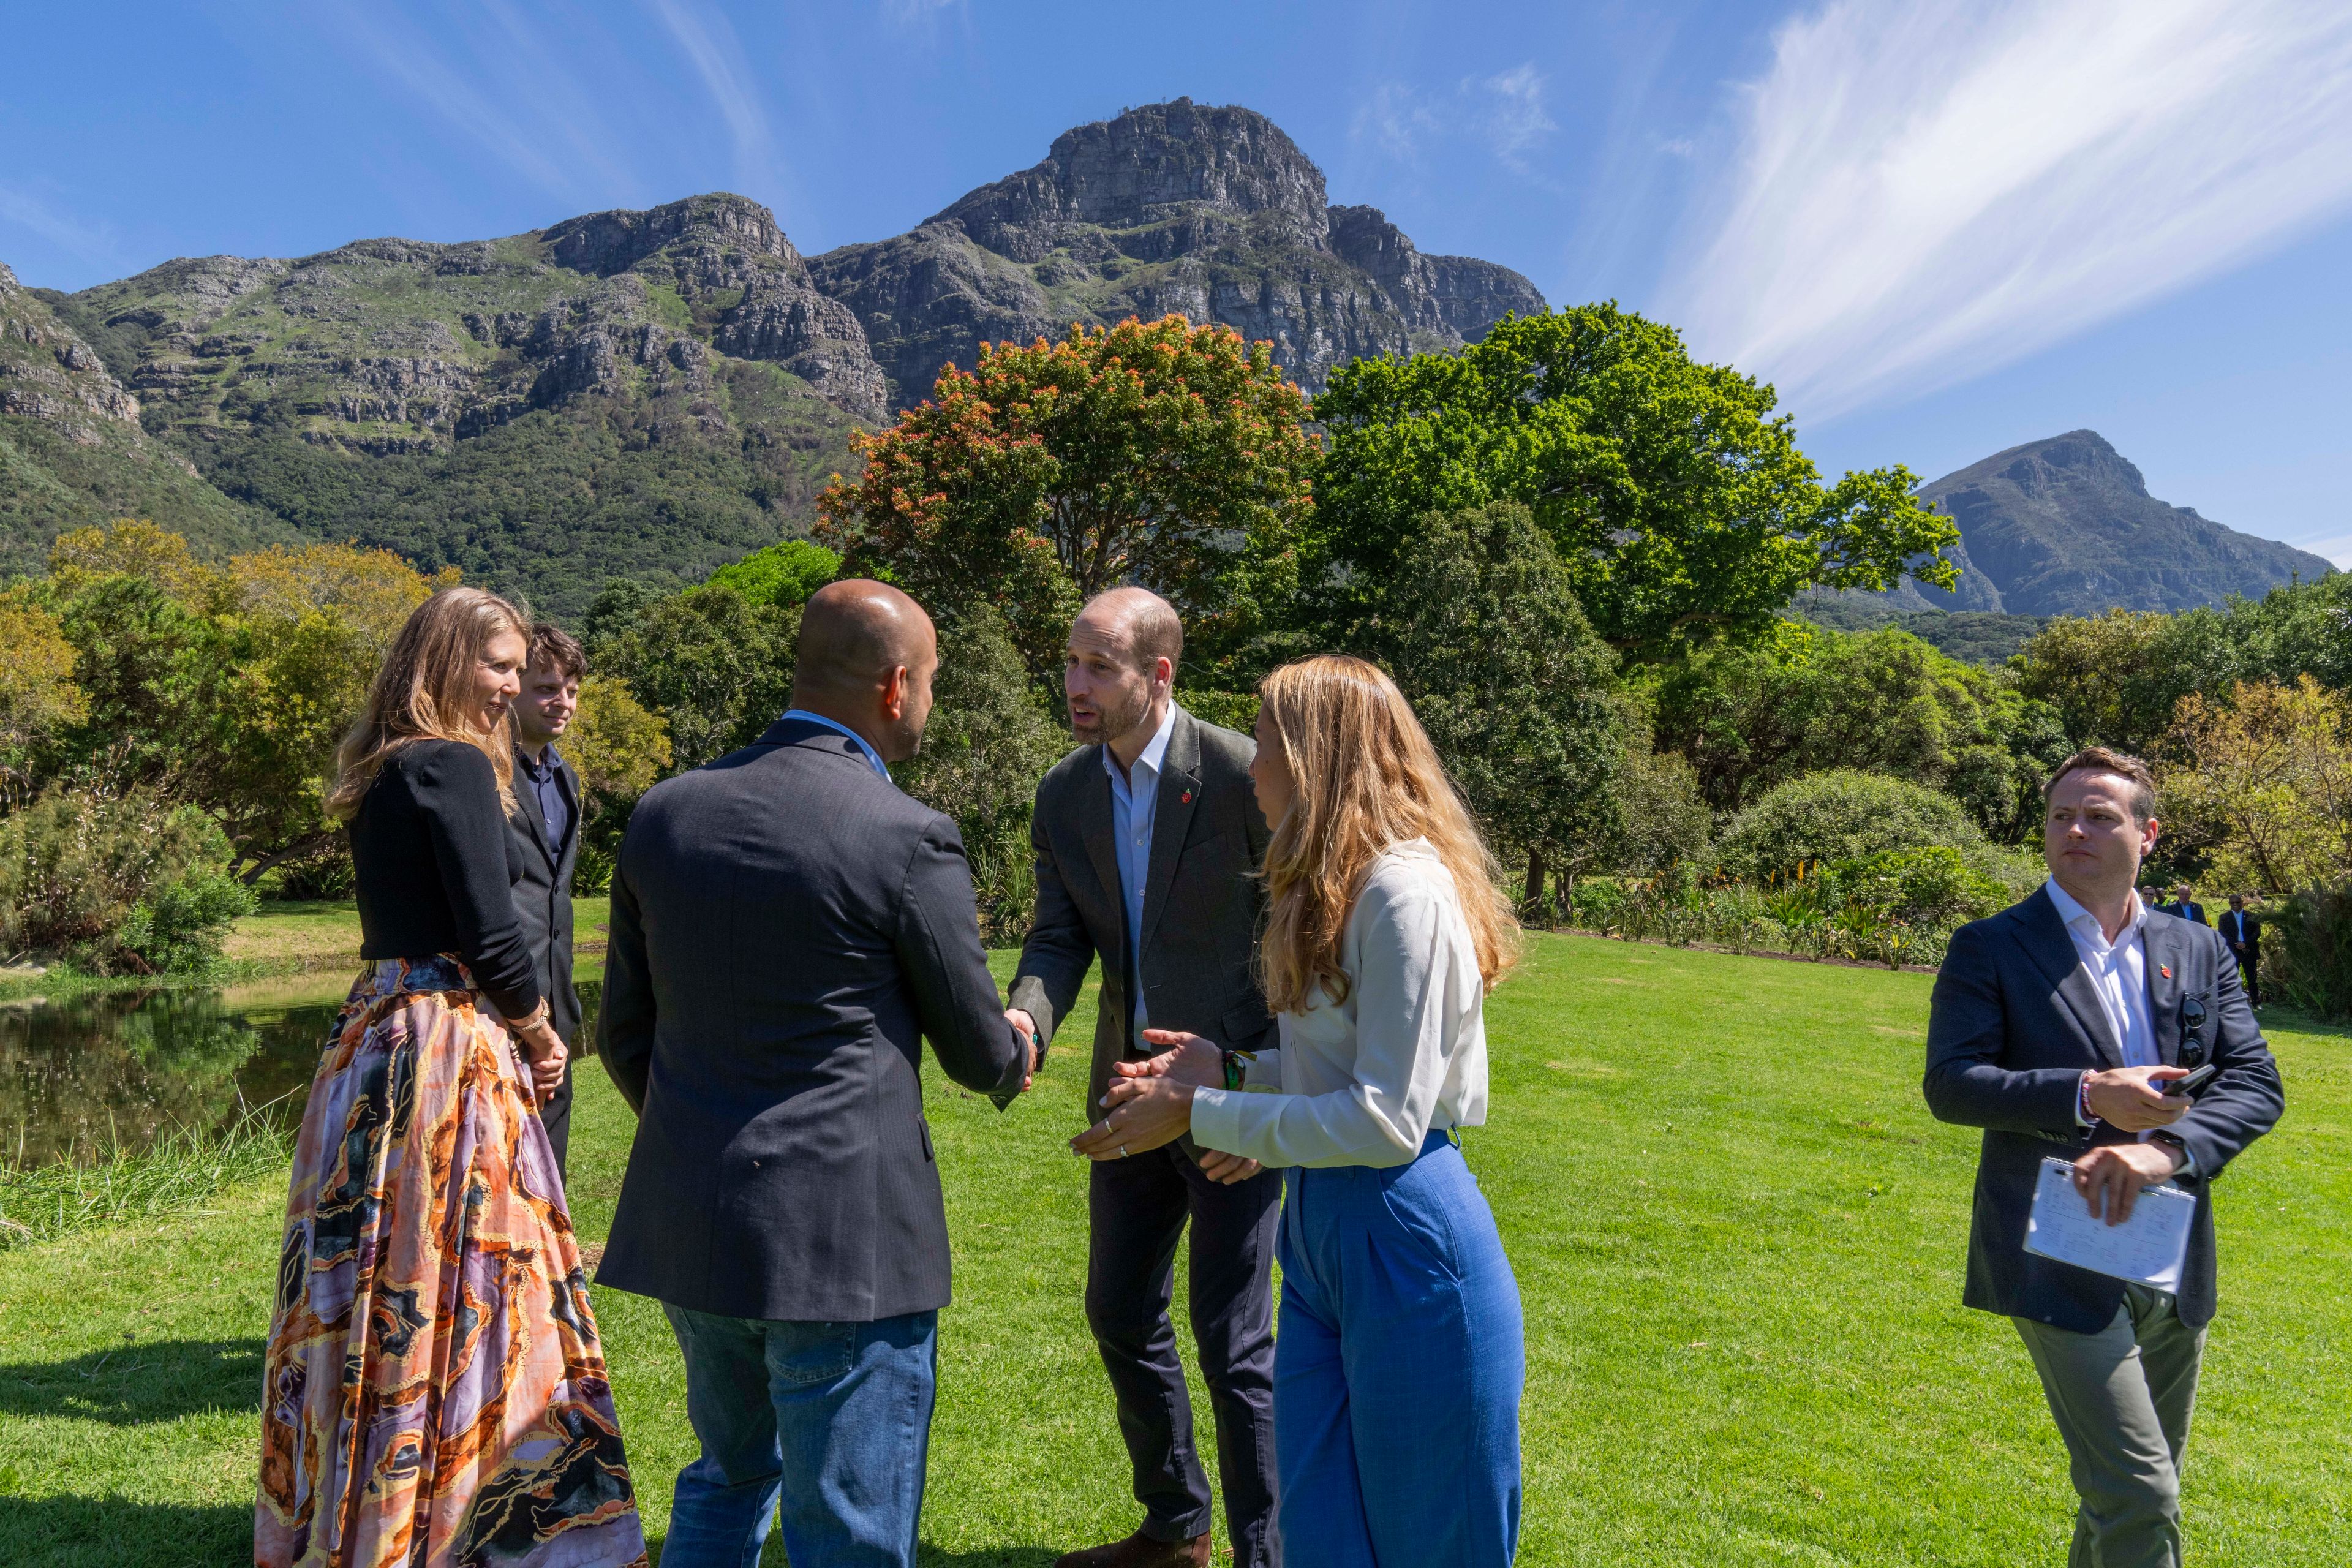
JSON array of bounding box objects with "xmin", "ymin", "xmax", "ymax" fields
[{"xmin": 816, "ymin": 315, "xmax": 1318, "ymax": 685}]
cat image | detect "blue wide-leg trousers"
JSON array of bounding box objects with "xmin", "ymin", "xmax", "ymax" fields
[{"xmin": 1275, "ymin": 1130, "xmax": 1525, "ymax": 1567}]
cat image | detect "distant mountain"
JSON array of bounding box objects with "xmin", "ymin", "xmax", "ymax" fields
[
  {"xmin": 2, "ymin": 100, "xmax": 1542, "ymax": 616},
  {"xmin": 809, "ymin": 98, "xmax": 1547, "ymax": 407},
  {"xmin": 1, "ymin": 263, "xmax": 284, "ymax": 573},
  {"xmin": 1866, "ymin": 430, "xmax": 2331, "ymax": 617}
]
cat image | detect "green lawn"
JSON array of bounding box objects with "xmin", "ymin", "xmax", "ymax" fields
[
  {"xmin": 224, "ymin": 897, "xmax": 615, "ymax": 971},
  {"xmin": 1, "ymin": 936, "xmax": 2342, "ymax": 1564}
]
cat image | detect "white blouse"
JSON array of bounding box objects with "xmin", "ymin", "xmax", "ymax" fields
[{"xmin": 1189, "ymin": 839, "xmax": 1490, "ymax": 1168}]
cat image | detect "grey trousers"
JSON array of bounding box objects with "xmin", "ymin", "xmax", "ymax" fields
[{"xmin": 2013, "ymin": 1286, "xmax": 2207, "ymax": 1568}]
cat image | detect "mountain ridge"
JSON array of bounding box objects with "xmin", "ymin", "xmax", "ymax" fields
[
  {"xmin": 4, "ymin": 100, "xmax": 1545, "ymax": 612},
  {"xmin": 1866, "ymin": 429, "xmax": 2329, "ymax": 617}
]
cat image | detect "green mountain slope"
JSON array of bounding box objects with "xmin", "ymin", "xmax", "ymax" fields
[
  {"xmin": 45, "ymin": 197, "xmax": 875, "ymax": 617},
  {"xmin": 1, "ymin": 263, "xmax": 282, "ymax": 571}
]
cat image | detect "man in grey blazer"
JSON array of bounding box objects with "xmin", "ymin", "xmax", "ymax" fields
[
  {"xmin": 508, "ymin": 622, "xmax": 584, "ymax": 1174},
  {"xmin": 1006, "ymin": 588, "xmax": 1277, "ymax": 1568},
  {"xmin": 1925, "ymin": 747, "xmax": 2282, "ymax": 1568},
  {"xmin": 598, "ymin": 579, "xmax": 1033, "ymax": 1568}
]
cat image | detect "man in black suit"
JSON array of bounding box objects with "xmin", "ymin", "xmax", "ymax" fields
[
  {"xmin": 2218, "ymin": 893, "xmax": 2262, "ymax": 1008},
  {"xmin": 1925, "ymin": 747, "xmax": 2282, "ymax": 1568},
  {"xmin": 509, "ymin": 622, "xmax": 584, "ymax": 1174},
  {"xmin": 2154, "ymin": 883, "xmax": 2208, "ymax": 926},
  {"xmin": 598, "ymin": 580, "xmax": 1033, "ymax": 1568},
  {"xmin": 1006, "ymin": 588, "xmax": 1277, "ymax": 1568}
]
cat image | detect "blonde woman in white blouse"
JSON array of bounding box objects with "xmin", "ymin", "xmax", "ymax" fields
[{"xmin": 1074, "ymin": 654, "xmax": 1525, "ymax": 1567}]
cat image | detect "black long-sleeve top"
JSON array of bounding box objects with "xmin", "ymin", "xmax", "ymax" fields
[{"xmin": 352, "ymin": 739, "xmax": 542, "ymax": 1020}]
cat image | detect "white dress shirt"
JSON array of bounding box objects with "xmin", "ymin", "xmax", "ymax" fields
[
  {"xmin": 1103, "ymin": 703, "xmax": 1176, "ymax": 1040},
  {"xmin": 2046, "ymin": 880, "xmax": 2193, "ymax": 1172},
  {"xmin": 1190, "ymin": 839, "xmax": 1488, "ymax": 1169},
  {"xmin": 2046, "ymin": 880, "xmax": 2157, "ymax": 1069}
]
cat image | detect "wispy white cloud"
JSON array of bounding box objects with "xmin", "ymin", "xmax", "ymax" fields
[
  {"xmin": 1352, "ymin": 82, "xmax": 1441, "ymax": 166},
  {"xmin": 1473, "ymin": 64, "xmax": 1557, "ymax": 173},
  {"xmin": 644, "ymin": 0, "xmax": 778, "ymax": 189},
  {"xmin": 1353, "ymin": 62, "xmax": 1559, "ymax": 179},
  {"xmin": 0, "ymin": 183, "xmax": 118, "ymax": 265},
  {"xmin": 312, "ymin": 1, "xmax": 649, "ymax": 205},
  {"xmin": 880, "ymin": 0, "xmax": 962, "ymax": 34},
  {"xmin": 1658, "ymin": 0, "xmax": 2352, "ymax": 422}
]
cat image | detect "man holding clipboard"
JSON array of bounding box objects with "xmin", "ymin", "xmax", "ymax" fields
[{"xmin": 1924, "ymin": 747, "xmax": 2282, "ymax": 1568}]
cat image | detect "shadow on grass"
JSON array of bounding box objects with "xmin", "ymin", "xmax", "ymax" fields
[
  {"xmin": 0, "ymin": 1497, "xmax": 249, "ymax": 1568},
  {"xmin": 0, "ymin": 1339, "xmax": 261, "ymax": 1425},
  {"xmin": 644, "ymin": 1538, "xmax": 1059, "ymax": 1567}
]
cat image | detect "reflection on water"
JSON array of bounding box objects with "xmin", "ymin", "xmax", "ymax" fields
[{"xmin": 1, "ymin": 976, "xmax": 605, "ymax": 1166}]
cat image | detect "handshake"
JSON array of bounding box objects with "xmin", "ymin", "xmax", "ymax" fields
[{"xmin": 1006, "ymin": 1009, "xmax": 1263, "ymax": 1186}]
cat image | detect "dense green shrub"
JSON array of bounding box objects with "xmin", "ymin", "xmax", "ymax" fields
[
  {"xmin": 1831, "ymin": 846, "xmax": 2011, "ymax": 931},
  {"xmin": 899, "ymin": 607, "xmax": 1066, "ymax": 943},
  {"xmin": 2263, "ymin": 884, "xmax": 2352, "ymax": 1020},
  {"xmin": 1710, "ymin": 769, "xmax": 1982, "ymax": 884},
  {"xmin": 0, "ymin": 787, "xmax": 254, "ymax": 974}
]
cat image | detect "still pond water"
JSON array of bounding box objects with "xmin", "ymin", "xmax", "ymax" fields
[{"xmin": 2, "ymin": 975, "xmax": 605, "ymax": 1166}]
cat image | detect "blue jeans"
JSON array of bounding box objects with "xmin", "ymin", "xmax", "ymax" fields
[
  {"xmin": 658, "ymin": 1303, "xmax": 939, "ymax": 1568},
  {"xmin": 1275, "ymin": 1131, "xmax": 1525, "ymax": 1567}
]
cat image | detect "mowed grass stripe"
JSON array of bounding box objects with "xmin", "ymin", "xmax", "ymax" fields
[{"xmin": 0, "ymin": 935, "xmax": 2341, "ymax": 1565}]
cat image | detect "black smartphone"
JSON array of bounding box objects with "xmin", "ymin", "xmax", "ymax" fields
[{"xmin": 2162, "ymin": 1063, "xmax": 2218, "ymax": 1099}]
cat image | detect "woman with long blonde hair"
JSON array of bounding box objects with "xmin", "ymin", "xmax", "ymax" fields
[
  {"xmin": 1076, "ymin": 654, "xmax": 1526, "ymax": 1566},
  {"xmin": 258, "ymin": 586, "xmax": 647, "ymax": 1568}
]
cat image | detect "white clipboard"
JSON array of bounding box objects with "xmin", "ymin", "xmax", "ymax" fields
[{"xmin": 2023, "ymin": 1156, "xmax": 2194, "ymax": 1291}]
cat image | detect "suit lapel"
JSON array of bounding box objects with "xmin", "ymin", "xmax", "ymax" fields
[
  {"xmin": 1076, "ymin": 759, "xmax": 1126, "ymax": 956},
  {"xmin": 1140, "ymin": 710, "xmax": 1202, "ymax": 953},
  {"xmin": 2016, "ymin": 886, "xmax": 2125, "ymax": 1068},
  {"xmin": 554, "ymin": 753, "xmax": 582, "ymax": 861},
  {"xmin": 2143, "ymin": 914, "xmax": 2183, "ymax": 1066}
]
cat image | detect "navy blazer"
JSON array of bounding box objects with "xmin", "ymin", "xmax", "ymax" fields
[
  {"xmin": 595, "ymin": 717, "xmax": 1028, "ymax": 1321},
  {"xmin": 1923, "ymin": 885, "xmax": 2283, "ymax": 1331}
]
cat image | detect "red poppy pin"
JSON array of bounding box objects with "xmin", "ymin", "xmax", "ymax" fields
[
  {"xmin": 2160, "ymin": 965, "xmax": 2173, "ymax": 980},
  {"xmin": 1181, "ymin": 790, "xmax": 1193, "ymax": 804}
]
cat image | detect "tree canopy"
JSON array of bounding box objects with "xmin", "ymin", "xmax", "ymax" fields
[
  {"xmin": 816, "ymin": 315, "xmax": 1317, "ymax": 685},
  {"xmin": 1312, "ymin": 304, "xmax": 1957, "ymax": 660},
  {"xmin": 1363, "ymin": 502, "xmax": 1623, "ymax": 903}
]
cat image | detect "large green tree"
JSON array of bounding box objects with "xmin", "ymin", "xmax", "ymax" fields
[
  {"xmin": 816, "ymin": 315, "xmax": 1317, "ymax": 687},
  {"xmin": 1363, "ymin": 502, "xmax": 1624, "ymax": 905},
  {"xmin": 1312, "ymin": 305, "xmax": 1957, "ymax": 661},
  {"xmin": 1652, "ymin": 621, "xmax": 2068, "ymax": 839}
]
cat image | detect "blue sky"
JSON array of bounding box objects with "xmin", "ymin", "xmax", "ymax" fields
[{"xmin": 9, "ymin": 0, "xmax": 2351, "ymax": 561}]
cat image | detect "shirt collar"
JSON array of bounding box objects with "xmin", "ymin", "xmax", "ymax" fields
[
  {"xmin": 780, "ymin": 709, "xmax": 891, "ymax": 780},
  {"xmin": 516, "ymin": 742, "xmax": 556, "ymax": 779},
  {"xmin": 2046, "ymin": 878, "xmax": 2147, "ymax": 949},
  {"xmin": 1101, "ymin": 702, "xmax": 1178, "ymax": 785}
]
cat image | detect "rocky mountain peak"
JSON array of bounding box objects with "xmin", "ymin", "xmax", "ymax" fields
[
  {"xmin": 1981, "ymin": 429, "xmax": 2152, "ymax": 502},
  {"xmin": 933, "ymin": 99, "xmax": 1331, "ymax": 263},
  {"xmin": 1855, "ymin": 429, "xmax": 2331, "ymax": 617},
  {"xmin": 544, "ymin": 192, "xmax": 802, "ymax": 281}
]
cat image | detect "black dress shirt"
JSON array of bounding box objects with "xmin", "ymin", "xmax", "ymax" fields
[{"xmin": 518, "ymin": 744, "xmax": 570, "ymax": 859}]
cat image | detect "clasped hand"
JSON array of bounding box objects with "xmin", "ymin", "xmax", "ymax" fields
[
  {"xmin": 1068, "ymin": 1029, "xmax": 1263, "ymax": 1185},
  {"xmin": 516, "ymin": 1022, "xmax": 566, "ymax": 1107}
]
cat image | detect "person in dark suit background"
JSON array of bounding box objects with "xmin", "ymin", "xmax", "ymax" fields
[
  {"xmin": 1924, "ymin": 747, "xmax": 2282, "ymax": 1568},
  {"xmin": 597, "ymin": 579, "xmax": 1034, "ymax": 1568},
  {"xmin": 508, "ymin": 622, "xmax": 585, "ymax": 1174},
  {"xmin": 2152, "ymin": 883, "xmax": 2207, "ymax": 925},
  {"xmin": 1006, "ymin": 587, "xmax": 1278, "ymax": 1568},
  {"xmin": 2218, "ymin": 894, "xmax": 2263, "ymax": 1008}
]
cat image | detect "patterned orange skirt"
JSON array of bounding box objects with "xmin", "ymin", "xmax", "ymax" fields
[{"xmin": 257, "ymin": 957, "xmax": 647, "ymax": 1568}]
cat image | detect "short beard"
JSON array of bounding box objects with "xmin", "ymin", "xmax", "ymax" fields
[{"xmin": 1087, "ymin": 687, "xmax": 1153, "ymax": 748}]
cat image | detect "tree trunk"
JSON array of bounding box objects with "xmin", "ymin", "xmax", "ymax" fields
[{"xmin": 1523, "ymin": 845, "xmax": 1547, "ymax": 918}]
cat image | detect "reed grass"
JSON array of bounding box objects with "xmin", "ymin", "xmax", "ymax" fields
[{"xmin": 0, "ymin": 1110, "xmax": 292, "ymax": 1249}]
